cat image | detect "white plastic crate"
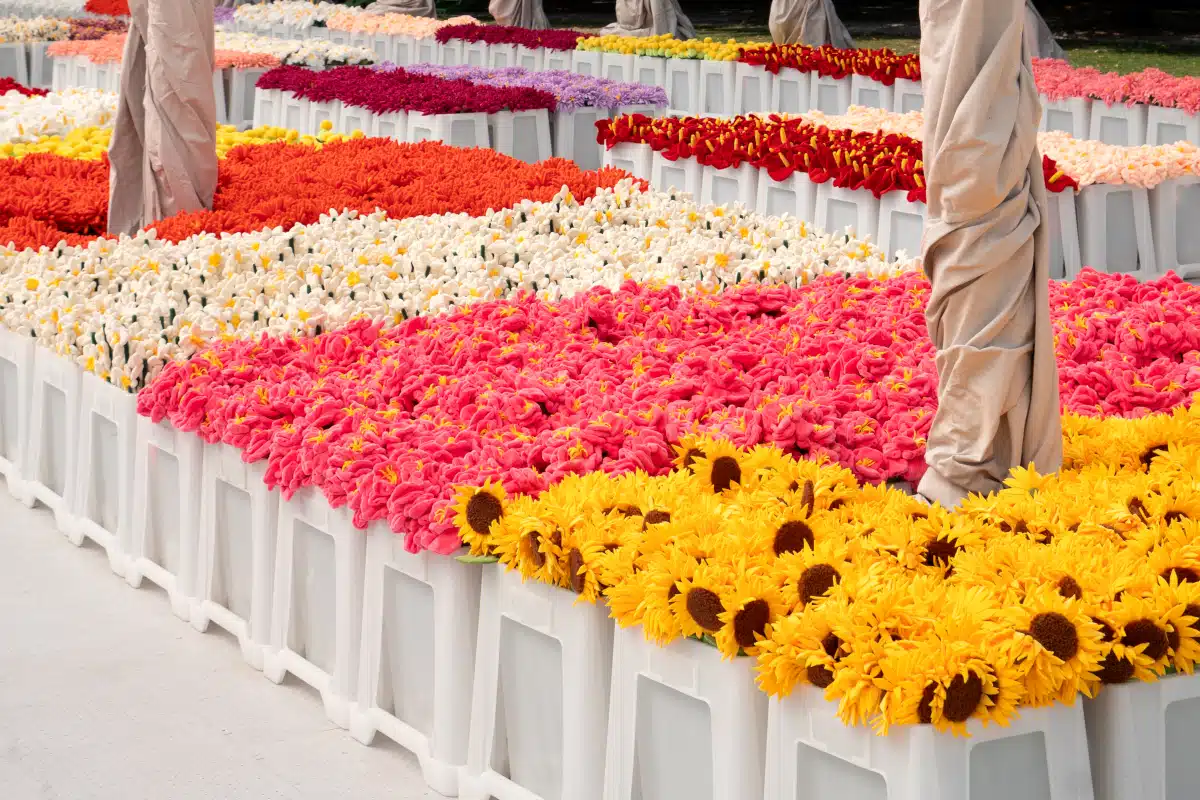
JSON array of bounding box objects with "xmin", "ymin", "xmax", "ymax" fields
[
  {"xmin": 213, "ymin": 69, "xmax": 228, "ymax": 126},
  {"xmin": 274, "ymin": 23, "xmax": 293, "ymax": 39},
  {"xmin": 734, "ymin": 61, "xmax": 771, "ymax": 115},
  {"xmin": 515, "ymin": 46, "xmax": 544, "ymax": 72},
  {"xmin": 490, "ymin": 109, "xmax": 553, "ymax": 164},
  {"xmin": 230, "ymin": 68, "xmax": 269, "ymax": 128},
  {"xmin": 763, "ymin": 689, "xmax": 1094, "ymax": 800},
  {"xmin": 393, "ymin": 34, "xmax": 416, "ymax": 66},
  {"xmin": 700, "ymin": 162, "xmax": 760, "ymax": 209},
  {"xmin": 634, "ymin": 56, "xmax": 666, "ymax": 95},
  {"xmin": 552, "ymin": 107, "xmax": 606, "ymax": 170},
  {"xmin": 338, "ymin": 102, "xmax": 372, "ymax": 136},
  {"xmin": 1084, "ymin": 672, "xmax": 1200, "ymax": 800},
  {"xmin": 573, "ymin": 49, "xmax": 603, "ymax": 77},
  {"xmin": 0, "ymin": 42, "xmax": 27, "ymax": 84},
  {"xmin": 253, "ymin": 87, "xmax": 283, "ymax": 129},
  {"xmin": 544, "ymin": 50, "xmax": 573, "ymax": 72},
  {"xmin": 191, "ymin": 442, "xmax": 278, "ymax": 671},
  {"xmin": 279, "ymin": 92, "xmax": 311, "ymax": 135},
  {"xmin": 893, "ymin": 78, "xmax": 924, "ymax": 114},
  {"xmin": 603, "ymin": 142, "xmax": 653, "ymax": 181},
  {"xmin": 1146, "ymin": 106, "xmax": 1200, "ymax": 147},
  {"xmin": 307, "ymin": 100, "xmax": 341, "ymax": 137},
  {"xmin": 1047, "ymin": 189, "xmax": 1083, "ymax": 280},
  {"xmin": 414, "ymin": 37, "xmax": 439, "ymax": 66},
  {"xmin": 1089, "ymin": 102, "xmax": 1148, "ymax": 147},
  {"xmin": 850, "ymin": 75, "xmax": 895, "ymax": 111},
  {"xmin": 28, "ymin": 41, "xmax": 53, "ymax": 89},
  {"xmin": 407, "ymin": 111, "xmax": 490, "ymax": 149},
  {"xmin": 73, "ymin": 56, "xmax": 92, "ymax": 90},
  {"xmin": 70, "ymin": 373, "xmax": 135, "ymax": 577},
  {"xmin": 1151, "ymin": 176, "xmax": 1200, "ymax": 279},
  {"xmin": 489, "ymin": 42, "xmax": 517, "ymax": 68},
  {"xmin": 603, "ymin": 628, "xmax": 768, "ymax": 800},
  {"xmin": 756, "ymin": 172, "xmax": 817, "ymax": 221},
  {"xmin": 93, "ymin": 61, "xmax": 114, "ymax": 92},
  {"xmin": 699, "ymin": 60, "xmax": 736, "ymax": 117},
  {"xmin": 263, "ymin": 490, "xmax": 366, "ymax": 730},
  {"xmin": 614, "ymin": 103, "xmax": 661, "ymax": 119},
  {"xmin": 0, "ymin": 328, "xmax": 33, "ymax": 504},
  {"xmin": 1041, "ymin": 96, "xmax": 1092, "ymax": 138},
  {"xmin": 1077, "ymin": 183, "xmax": 1158, "ymax": 279},
  {"xmin": 128, "ymin": 416, "xmax": 202, "ymax": 621},
  {"xmin": 459, "ymin": 565, "xmax": 613, "ymax": 800},
  {"xmin": 811, "ymin": 75, "xmax": 852, "ymax": 115},
  {"xmin": 601, "ymin": 52, "xmax": 636, "ymax": 85},
  {"xmin": 50, "ymin": 54, "xmax": 70, "ymax": 91},
  {"xmin": 877, "ymin": 192, "xmax": 926, "ymax": 261},
  {"xmin": 349, "ymin": 524, "xmax": 484, "ymax": 796},
  {"xmin": 665, "ymin": 58, "xmax": 701, "ymax": 117},
  {"xmin": 771, "ymin": 69, "xmax": 813, "ymax": 116},
  {"xmin": 462, "ymin": 40, "xmax": 488, "ymax": 67},
  {"xmin": 815, "ymin": 182, "xmax": 880, "ymax": 243},
  {"xmin": 371, "ymin": 110, "xmax": 408, "ymax": 142},
  {"xmin": 328, "ymin": 28, "xmax": 351, "ymax": 46},
  {"xmin": 24, "ymin": 348, "xmax": 80, "ymax": 532},
  {"xmin": 371, "ymin": 33, "xmax": 392, "ymax": 64},
  {"xmin": 651, "ymin": 151, "xmax": 702, "ymax": 197}
]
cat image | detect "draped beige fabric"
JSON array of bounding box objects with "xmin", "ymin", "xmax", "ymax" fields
[
  {"xmin": 768, "ymin": 0, "xmax": 855, "ymax": 48},
  {"xmin": 107, "ymin": 0, "xmax": 218, "ymax": 237},
  {"xmin": 489, "ymin": 0, "xmax": 549, "ymax": 29},
  {"xmin": 916, "ymin": 0, "xmax": 1062, "ymax": 508},
  {"xmin": 1024, "ymin": 0, "xmax": 1067, "ymax": 61},
  {"xmin": 364, "ymin": 0, "xmax": 436, "ymax": 17},
  {"xmin": 601, "ymin": 0, "xmax": 696, "ymax": 39}
]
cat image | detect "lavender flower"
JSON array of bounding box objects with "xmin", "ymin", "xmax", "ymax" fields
[{"xmin": 400, "ymin": 64, "xmax": 668, "ymax": 111}]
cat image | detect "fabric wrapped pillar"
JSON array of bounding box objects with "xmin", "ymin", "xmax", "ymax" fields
[
  {"xmin": 489, "ymin": 0, "xmax": 549, "ymax": 29},
  {"xmin": 107, "ymin": 0, "xmax": 218, "ymax": 237},
  {"xmin": 364, "ymin": 0, "xmax": 436, "ymax": 17},
  {"xmin": 601, "ymin": 0, "xmax": 695, "ymax": 39},
  {"xmin": 768, "ymin": 0, "xmax": 855, "ymax": 48},
  {"xmin": 1024, "ymin": 1, "xmax": 1067, "ymax": 61},
  {"xmin": 916, "ymin": 0, "xmax": 1062, "ymax": 507}
]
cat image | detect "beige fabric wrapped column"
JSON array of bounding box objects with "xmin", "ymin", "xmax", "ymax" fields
[
  {"xmin": 601, "ymin": 0, "xmax": 696, "ymax": 39},
  {"xmin": 107, "ymin": 0, "xmax": 218, "ymax": 237},
  {"xmin": 365, "ymin": 0, "xmax": 436, "ymax": 17},
  {"xmin": 916, "ymin": 0, "xmax": 1062, "ymax": 507},
  {"xmin": 768, "ymin": 0, "xmax": 855, "ymax": 48},
  {"xmin": 489, "ymin": 0, "xmax": 549, "ymax": 29},
  {"xmin": 1024, "ymin": 1, "xmax": 1067, "ymax": 61}
]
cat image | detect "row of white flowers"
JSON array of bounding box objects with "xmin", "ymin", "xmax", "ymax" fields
[
  {"xmin": 0, "ymin": 87, "xmax": 115, "ymax": 143},
  {"xmin": 214, "ymin": 30, "xmax": 375, "ymax": 68},
  {"xmin": 0, "ymin": 180, "xmax": 911, "ymax": 391},
  {"xmin": 0, "ymin": 15, "xmax": 72, "ymax": 43},
  {"xmin": 231, "ymin": 1, "xmax": 343, "ymax": 30}
]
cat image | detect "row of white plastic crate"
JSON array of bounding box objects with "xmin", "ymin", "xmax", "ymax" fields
[
  {"xmin": 0, "ymin": 337, "xmax": 1197, "ymax": 800},
  {"xmin": 232, "ymin": 22, "xmax": 1200, "ymax": 149},
  {"xmin": 604, "ymin": 141, "xmax": 1200, "ymax": 281},
  {"xmin": 46, "ymin": 53, "xmax": 268, "ymax": 129},
  {"xmin": 252, "ymin": 85, "xmax": 657, "ymax": 170},
  {"xmin": 0, "ymin": 39, "xmax": 52, "ymax": 88}
]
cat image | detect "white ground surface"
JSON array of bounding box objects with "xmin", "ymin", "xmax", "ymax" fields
[{"xmin": 0, "ymin": 489, "xmax": 439, "ymax": 800}]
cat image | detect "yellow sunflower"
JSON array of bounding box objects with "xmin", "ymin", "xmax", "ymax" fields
[
  {"xmin": 451, "ymin": 479, "xmax": 507, "ymax": 555},
  {"xmin": 689, "ymin": 438, "xmax": 749, "ymax": 495},
  {"xmin": 670, "ymin": 559, "xmax": 738, "ymax": 639},
  {"xmin": 996, "ymin": 586, "xmax": 1105, "ymax": 706},
  {"xmin": 713, "ymin": 569, "xmax": 788, "ymax": 658}
]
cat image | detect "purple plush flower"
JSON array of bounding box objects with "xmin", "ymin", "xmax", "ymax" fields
[{"xmin": 402, "ymin": 64, "xmax": 668, "ymax": 111}]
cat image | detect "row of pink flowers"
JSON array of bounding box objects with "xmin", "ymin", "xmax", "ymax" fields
[
  {"xmin": 48, "ymin": 33, "xmax": 280, "ymax": 70},
  {"xmin": 138, "ymin": 269, "xmax": 1200, "ymax": 554},
  {"xmin": 1034, "ymin": 58, "xmax": 1200, "ymax": 115},
  {"xmin": 256, "ymin": 64, "xmax": 557, "ymax": 115}
]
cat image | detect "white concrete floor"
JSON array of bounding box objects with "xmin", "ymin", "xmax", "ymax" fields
[{"xmin": 0, "ymin": 489, "xmax": 439, "ymax": 800}]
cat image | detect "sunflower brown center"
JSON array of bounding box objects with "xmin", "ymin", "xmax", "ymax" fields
[
  {"xmin": 821, "ymin": 632, "xmax": 842, "ymax": 659},
  {"xmin": 773, "ymin": 520, "xmax": 814, "ymax": 556},
  {"xmin": 1056, "ymin": 575, "xmax": 1084, "ymax": 600},
  {"xmin": 683, "ymin": 447, "xmax": 704, "ymax": 469},
  {"xmin": 828, "ymin": 498, "xmax": 846, "ymax": 511},
  {"xmin": 1123, "ymin": 618, "xmax": 1169, "ymax": 661},
  {"xmin": 799, "ymin": 563, "xmax": 839, "ymax": 605},
  {"xmin": 1030, "ymin": 612, "xmax": 1080, "ymax": 661},
  {"xmin": 1128, "ymin": 497, "xmax": 1150, "ymax": 521},
  {"xmin": 1164, "ymin": 510, "xmax": 1189, "ymax": 526},
  {"xmin": 522, "ymin": 532, "xmax": 546, "ymax": 569},
  {"xmin": 686, "ymin": 587, "xmax": 725, "ymax": 632},
  {"xmin": 1097, "ymin": 653, "xmax": 1135, "ymax": 684},
  {"xmin": 710, "ymin": 456, "xmax": 741, "ymax": 492},
  {"xmin": 733, "ymin": 599, "xmax": 771, "ymax": 648},
  {"xmin": 1162, "ymin": 566, "xmax": 1200, "ymax": 584},
  {"xmin": 567, "ymin": 548, "xmax": 586, "ymax": 594},
  {"xmin": 807, "ymin": 664, "xmax": 835, "ymax": 688},
  {"xmin": 1141, "ymin": 444, "xmax": 1168, "ymax": 470},
  {"xmin": 643, "ymin": 509, "xmax": 672, "ymax": 527},
  {"xmin": 800, "ymin": 479, "xmax": 815, "ymax": 516},
  {"xmin": 923, "ymin": 537, "xmax": 960, "ymax": 569},
  {"xmin": 943, "ymin": 672, "xmax": 985, "ymax": 723},
  {"xmin": 465, "ymin": 491, "xmax": 503, "ymax": 535}
]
